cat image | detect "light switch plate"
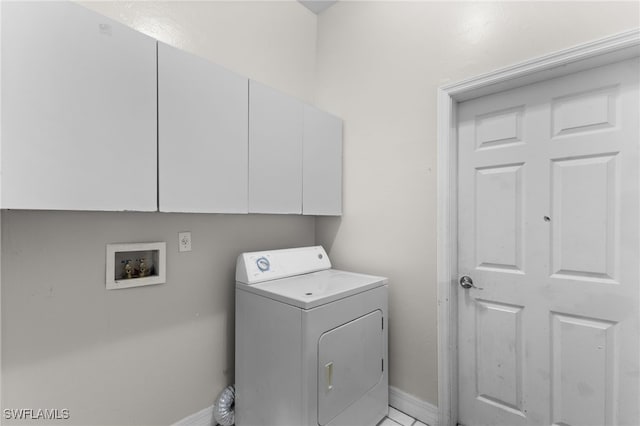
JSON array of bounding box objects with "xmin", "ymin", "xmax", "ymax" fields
[{"xmin": 179, "ymin": 231, "xmax": 192, "ymax": 252}]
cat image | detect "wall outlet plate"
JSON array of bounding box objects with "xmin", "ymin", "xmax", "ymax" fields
[{"xmin": 178, "ymin": 231, "xmax": 192, "ymax": 252}]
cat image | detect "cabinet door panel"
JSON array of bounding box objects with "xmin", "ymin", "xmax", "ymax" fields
[
  {"xmin": 158, "ymin": 43, "xmax": 248, "ymax": 213},
  {"xmin": 248, "ymin": 81, "xmax": 303, "ymax": 214},
  {"xmin": 1, "ymin": 2, "xmax": 157, "ymax": 211},
  {"xmin": 303, "ymin": 106, "xmax": 342, "ymax": 215}
]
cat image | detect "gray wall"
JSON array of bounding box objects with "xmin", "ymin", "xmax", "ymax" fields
[
  {"xmin": 1, "ymin": 1, "xmax": 318, "ymax": 424},
  {"xmin": 1, "ymin": 211, "xmax": 314, "ymax": 425}
]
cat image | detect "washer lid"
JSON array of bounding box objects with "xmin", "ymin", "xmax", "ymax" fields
[{"xmin": 236, "ymin": 269, "xmax": 388, "ymax": 309}]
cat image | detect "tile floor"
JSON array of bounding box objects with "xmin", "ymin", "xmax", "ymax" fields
[{"xmin": 378, "ymin": 407, "xmax": 429, "ymax": 426}]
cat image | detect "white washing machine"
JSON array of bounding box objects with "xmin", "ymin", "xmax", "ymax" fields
[{"xmin": 235, "ymin": 246, "xmax": 388, "ymax": 426}]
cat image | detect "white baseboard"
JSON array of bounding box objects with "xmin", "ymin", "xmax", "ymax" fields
[
  {"xmin": 172, "ymin": 405, "xmax": 214, "ymax": 426},
  {"xmin": 174, "ymin": 386, "xmax": 439, "ymax": 426},
  {"xmin": 389, "ymin": 386, "xmax": 439, "ymax": 426}
]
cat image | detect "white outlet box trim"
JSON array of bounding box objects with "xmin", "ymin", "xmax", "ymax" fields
[{"xmin": 106, "ymin": 242, "xmax": 166, "ymax": 290}]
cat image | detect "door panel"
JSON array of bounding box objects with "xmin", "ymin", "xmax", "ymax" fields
[
  {"xmin": 550, "ymin": 313, "xmax": 617, "ymax": 426},
  {"xmin": 551, "ymin": 154, "xmax": 618, "ymax": 281},
  {"xmin": 475, "ymin": 163, "xmax": 524, "ymax": 272},
  {"xmin": 457, "ymin": 58, "xmax": 639, "ymax": 426},
  {"xmin": 475, "ymin": 300, "xmax": 524, "ymax": 415},
  {"xmin": 551, "ymin": 86, "xmax": 617, "ymax": 137},
  {"xmin": 475, "ymin": 106, "xmax": 525, "ymax": 150}
]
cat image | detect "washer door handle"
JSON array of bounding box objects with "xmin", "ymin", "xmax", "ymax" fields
[{"xmin": 325, "ymin": 362, "xmax": 333, "ymax": 392}]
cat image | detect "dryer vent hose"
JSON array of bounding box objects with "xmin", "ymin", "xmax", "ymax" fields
[{"xmin": 213, "ymin": 385, "xmax": 235, "ymax": 426}]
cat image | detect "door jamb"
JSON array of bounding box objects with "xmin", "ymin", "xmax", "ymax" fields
[{"xmin": 436, "ymin": 28, "xmax": 640, "ymax": 426}]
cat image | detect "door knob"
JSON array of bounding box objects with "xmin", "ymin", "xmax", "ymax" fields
[{"xmin": 459, "ymin": 275, "xmax": 482, "ymax": 290}]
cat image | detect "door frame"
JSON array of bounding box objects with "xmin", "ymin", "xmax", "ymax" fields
[{"xmin": 436, "ymin": 28, "xmax": 640, "ymax": 426}]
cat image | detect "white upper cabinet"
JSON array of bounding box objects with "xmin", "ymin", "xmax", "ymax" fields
[
  {"xmin": 1, "ymin": 1, "xmax": 342, "ymax": 215},
  {"xmin": 1, "ymin": 2, "xmax": 157, "ymax": 211},
  {"xmin": 303, "ymin": 106, "xmax": 343, "ymax": 215},
  {"xmin": 158, "ymin": 43, "xmax": 249, "ymax": 213},
  {"xmin": 249, "ymin": 81, "xmax": 304, "ymax": 214}
]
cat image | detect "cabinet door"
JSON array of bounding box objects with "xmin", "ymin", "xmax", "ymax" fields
[
  {"xmin": 248, "ymin": 81, "xmax": 303, "ymax": 214},
  {"xmin": 303, "ymin": 106, "xmax": 343, "ymax": 215},
  {"xmin": 158, "ymin": 43, "xmax": 248, "ymax": 213},
  {"xmin": 1, "ymin": 2, "xmax": 157, "ymax": 211}
]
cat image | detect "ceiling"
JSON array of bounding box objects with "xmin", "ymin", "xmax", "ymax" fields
[{"xmin": 298, "ymin": 0, "xmax": 338, "ymax": 15}]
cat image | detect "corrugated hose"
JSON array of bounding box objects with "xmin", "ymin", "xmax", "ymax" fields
[{"xmin": 213, "ymin": 385, "xmax": 235, "ymax": 426}]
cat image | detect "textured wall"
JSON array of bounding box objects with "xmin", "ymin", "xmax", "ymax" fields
[
  {"xmin": 80, "ymin": 0, "xmax": 318, "ymax": 103},
  {"xmin": 314, "ymin": 1, "xmax": 639, "ymax": 405}
]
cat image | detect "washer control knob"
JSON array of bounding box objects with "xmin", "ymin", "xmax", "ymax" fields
[{"xmin": 256, "ymin": 257, "xmax": 270, "ymax": 272}]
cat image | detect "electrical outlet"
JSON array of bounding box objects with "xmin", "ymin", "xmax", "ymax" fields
[{"xmin": 178, "ymin": 232, "xmax": 192, "ymax": 252}]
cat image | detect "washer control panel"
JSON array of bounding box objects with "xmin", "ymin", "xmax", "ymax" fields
[
  {"xmin": 245, "ymin": 253, "xmax": 277, "ymax": 280},
  {"xmin": 236, "ymin": 246, "xmax": 331, "ymax": 284},
  {"xmin": 256, "ymin": 256, "xmax": 271, "ymax": 272}
]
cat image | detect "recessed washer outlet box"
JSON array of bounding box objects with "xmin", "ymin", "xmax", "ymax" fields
[{"xmin": 106, "ymin": 242, "xmax": 166, "ymax": 290}]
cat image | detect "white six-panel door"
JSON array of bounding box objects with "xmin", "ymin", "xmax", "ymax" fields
[{"xmin": 457, "ymin": 58, "xmax": 639, "ymax": 426}]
